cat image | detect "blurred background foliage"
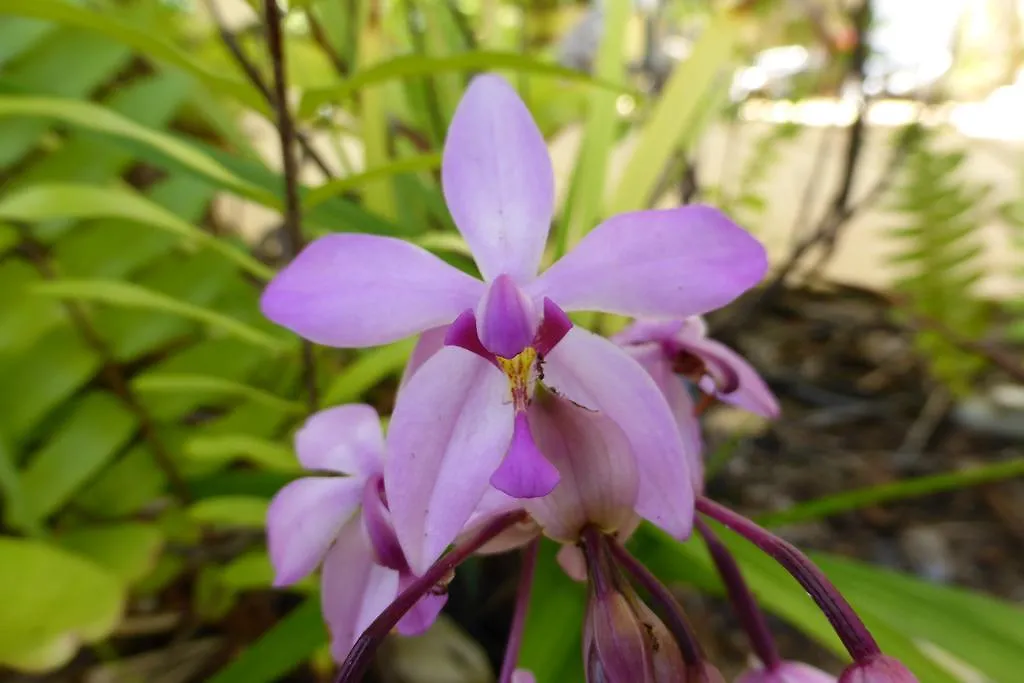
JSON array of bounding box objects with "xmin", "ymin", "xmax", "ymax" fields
[{"xmin": 0, "ymin": 0, "xmax": 1022, "ymax": 681}]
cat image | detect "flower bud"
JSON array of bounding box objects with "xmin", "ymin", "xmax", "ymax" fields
[
  {"xmin": 584, "ymin": 583, "xmax": 686, "ymax": 683},
  {"xmin": 838, "ymin": 656, "xmax": 918, "ymax": 683},
  {"xmin": 737, "ymin": 661, "xmax": 836, "ymax": 683}
]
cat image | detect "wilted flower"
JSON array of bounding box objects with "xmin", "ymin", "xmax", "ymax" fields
[
  {"xmin": 265, "ymin": 405, "xmax": 445, "ymax": 660},
  {"xmin": 262, "ymin": 73, "xmax": 767, "ymax": 572}
]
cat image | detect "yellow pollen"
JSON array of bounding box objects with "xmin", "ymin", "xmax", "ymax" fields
[{"xmin": 497, "ymin": 346, "xmax": 537, "ymax": 409}]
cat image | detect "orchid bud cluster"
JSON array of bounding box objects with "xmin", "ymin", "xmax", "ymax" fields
[{"xmin": 260, "ymin": 74, "xmax": 919, "ymax": 683}]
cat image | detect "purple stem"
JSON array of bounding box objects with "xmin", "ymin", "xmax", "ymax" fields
[
  {"xmin": 498, "ymin": 539, "xmax": 540, "ymax": 683},
  {"xmin": 695, "ymin": 517, "xmax": 781, "ymax": 671},
  {"xmin": 336, "ymin": 510, "xmax": 529, "ymax": 683},
  {"xmin": 696, "ymin": 497, "xmax": 880, "ymax": 661},
  {"xmin": 605, "ymin": 535, "xmax": 704, "ymax": 666}
]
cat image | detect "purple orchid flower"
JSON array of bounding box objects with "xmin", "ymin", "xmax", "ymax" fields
[
  {"xmin": 261, "ymin": 74, "xmax": 767, "ymax": 573},
  {"xmin": 265, "ymin": 404, "xmax": 445, "ymax": 661},
  {"xmin": 736, "ymin": 662, "xmax": 837, "ymax": 683}
]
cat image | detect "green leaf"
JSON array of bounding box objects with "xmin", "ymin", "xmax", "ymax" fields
[
  {"xmin": 303, "ymin": 152, "xmax": 443, "ymax": 210},
  {"xmin": 75, "ymin": 444, "xmax": 168, "ymax": 519},
  {"xmin": 609, "ymin": 11, "xmax": 740, "ymax": 214},
  {"xmin": 0, "ymin": 184, "xmax": 273, "ymax": 280},
  {"xmin": 220, "ymin": 550, "xmax": 275, "ymax": 590},
  {"xmin": 0, "ymin": 96, "xmax": 272, "ymax": 202},
  {"xmin": 0, "ymin": 331, "xmax": 100, "ymax": 443},
  {"xmin": 0, "ymin": 436, "xmax": 35, "ymax": 534},
  {"xmin": 184, "ymin": 434, "xmax": 299, "ymax": 473},
  {"xmin": 206, "ymin": 598, "xmax": 327, "ymax": 683},
  {"xmin": 299, "ymin": 51, "xmax": 632, "ymax": 117},
  {"xmin": 33, "ymin": 280, "xmax": 291, "ymax": 353},
  {"xmin": 0, "ymin": 536, "xmax": 124, "ymax": 672},
  {"xmin": 20, "ymin": 392, "xmax": 138, "ymax": 520},
  {"xmin": 520, "ymin": 539, "xmax": 587, "ymax": 682},
  {"xmin": 133, "ymin": 373, "xmax": 304, "ymax": 415},
  {"xmin": 188, "ymin": 496, "xmax": 269, "ymax": 528},
  {"xmin": 757, "ymin": 458, "xmax": 1024, "ymax": 528},
  {"xmin": 56, "ymin": 523, "xmax": 164, "ymax": 586},
  {"xmin": 0, "ymin": 0, "xmax": 265, "ymax": 111},
  {"xmin": 322, "ymin": 338, "xmax": 416, "ymax": 405}
]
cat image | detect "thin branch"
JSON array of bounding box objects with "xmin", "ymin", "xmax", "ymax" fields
[
  {"xmin": 201, "ymin": 0, "xmax": 334, "ymax": 179},
  {"xmin": 17, "ymin": 234, "xmax": 192, "ymax": 503},
  {"xmin": 305, "ymin": 11, "xmax": 349, "ymax": 75},
  {"xmin": 264, "ymin": 0, "xmax": 319, "ymax": 412}
]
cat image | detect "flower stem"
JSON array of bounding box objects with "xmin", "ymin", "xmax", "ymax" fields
[
  {"xmin": 498, "ymin": 539, "xmax": 540, "ymax": 683},
  {"xmin": 695, "ymin": 517, "xmax": 780, "ymax": 670},
  {"xmin": 605, "ymin": 535, "xmax": 704, "ymax": 665},
  {"xmin": 336, "ymin": 510, "xmax": 529, "ymax": 683},
  {"xmin": 696, "ymin": 497, "xmax": 880, "ymax": 661}
]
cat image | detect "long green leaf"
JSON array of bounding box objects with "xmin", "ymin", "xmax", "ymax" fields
[
  {"xmin": 757, "ymin": 458, "xmax": 1024, "ymax": 528},
  {"xmin": 299, "ymin": 51, "xmax": 632, "ymax": 117},
  {"xmin": 0, "ymin": 0, "xmax": 264, "ymax": 111},
  {"xmin": 322, "ymin": 338, "xmax": 416, "ymax": 405},
  {"xmin": 0, "ymin": 96, "xmax": 272, "ymax": 202},
  {"xmin": 0, "ymin": 184, "xmax": 274, "ymax": 280},
  {"xmin": 184, "ymin": 434, "xmax": 299, "ymax": 472},
  {"xmin": 33, "ymin": 280, "xmax": 290, "ymax": 353},
  {"xmin": 206, "ymin": 598, "xmax": 327, "ymax": 683},
  {"xmin": 133, "ymin": 373, "xmax": 304, "ymax": 415},
  {"xmin": 303, "ymin": 153, "xmax": 442, "ymax": 210},
  {"xmin": 609, "ymin": 11, "xmax": 740, "ymax": 214}
]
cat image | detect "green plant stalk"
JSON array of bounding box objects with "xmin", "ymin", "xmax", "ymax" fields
[
  {"xmin": 555, "ymin": 0, "xmax": 630, "ymax": 258},
  {"xmin": 357, "ymin": 1, "xmax": 397, "ymax": 220},
  {"xmin": 756, "ymin": 458, "xmax": 1024, "ymax": 529}
]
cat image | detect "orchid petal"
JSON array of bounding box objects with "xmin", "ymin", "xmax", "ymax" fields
[
  {"xmin": 543, "ymin": 328, "xmax": 695, "ymax": 539},
  {"xmin": 261, "ymin": 234, "xmax": 482, "ymax": 347},
  {"xmin": 322, "ymin": 515, "xmax": 400, "ymax": 662},
  {"xmin": 267, "ymin": 476, "xmax": 364, "ymax": 586},
  {"xmin": 386, "ymin": 347, "xmax": 515, "ymax": 574},
  {"xmin": 476, "ymin": 275, "xmax": 540, "ymax": 358},
  {"xmin": 736, "ymin": 661, "xmax": 837, "ymax": 683},
  {"xmin": 532, "ymin": 206, "xmax": 767, "ymax": 318},
  {"xmin": 490, "ymin": 412, "xmax": 559, "ymax": 498},
  {"xmin": 522, "ymin": 396, "xmax": 639, "ymax": 542},
  {"xmin": 556, "ymin": 545, "xmax": 587, "ymax": 582},
  {"xmin": 460, "ymin": 488, "xmax": 536, "ymax": 555},
  {"xmin": 626, "ymin": 344, "xmax": 704, "ymax": 491},
  {"xmin": 442, "ymin": 75, "xmax": 554, "ymax": 282},
  {"xmin": 678, "ymin": 335, "xmax": 780, "ymax": 418},
  {"xmin": 295, "ymin": 404, "xmax": 384, "ymax": 477},
  {"xmin": 513, "ymin": 670, "xmax": 537, "ymax": 683},
  {"xmin": 400, "ymin": 326, "xmax": 448, "ymax": 388},
  {"xmin": 395, "ymin": 572, "xmax": 448, "ymax": 636}
]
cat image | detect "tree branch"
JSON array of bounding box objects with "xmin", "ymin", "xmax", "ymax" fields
[{"xmin": 263, "ymin": 0, "xmax": 319, "ymax": 412}]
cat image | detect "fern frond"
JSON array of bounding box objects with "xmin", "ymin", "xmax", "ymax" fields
[{"xmin": 998, "ymin": 168, "xmax": 1024, "ymax": 342}]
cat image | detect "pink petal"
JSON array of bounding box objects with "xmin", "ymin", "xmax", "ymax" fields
[
  {"xmin": 399, "ymin": 326, "xmax": 448, "ymax": 388},
  {"xmin": 476, "ymin": 275, "xmax": 540, "ymax": 358},
  {"xmin": 490, "ymin": 412, "xmax": 560, "ymax": 498},
  {"xmin": 522, "ymin": 396, "xmax": 639, "ymax": 542},
  {"xmin": 260, "ymin": 234, "xmax": 483, "ymax": 347},
  {"xmin": 678, "ymin": 335, "xmax": 780, "ymax": 419},
  {"xmin": 626, "ymin": 344, "xmax": 704, "ymax": 492},
  {"xmin": 322, "ymin": 515, "xmax": 400, "ymax": 662},
  {"xmin": 267, "ymin": 476, "xmax": 364, "ymax": 586},
  {"xmin": 385, "ymin": 347, "xmax": 516, "ymax": 574},
  {"xmin": 460, "ymin": 488, "xmax": 536, "ymax": 555},
  {"xmin": 295, "ymin": 404, "xmax": 385, "ymax": 477},
  {"xmin": 395, "ymin": 571, "xmax": 448, "ymax": 636},
  {"xmin": 442, "ymin": 74, "xmax": 554, "ymax": 283},
  {"xmin": 556, "ymin": 545, "xmax": 588, "ymax": 582},
  {"xmin": 543, "ymin": 328, "xmax": 695, "ymax": 539},
  {"xmin": 737, "ymin": 661, "xmax": 837, "ymax": 683},
  {"xmin": 532, "ymin": 206, "xmax": 767, "ymax": 318},
  {"xmin": 512, "ymin": 670, "xmax": 537, "ymax": 683}
]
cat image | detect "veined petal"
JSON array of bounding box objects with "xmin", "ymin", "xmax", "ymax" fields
[
  {"xmin": 476, "ymin": 275, "xmax": 540, "ymax": 358},
  {"xmin": 490, "ymin": 412, "xmax": 560, "ymax": 498},
  {"xmin": 626, "ymin": 345, "xmax": 704, "ymax": 492},
  {"xmin": 322, "ymin": 515, "xmax": 400, "ymax": 662},
  {"xmin": 442, "ymin": 74, "xmax": 554, "ymax": 282},
  {"xmin": 260, "ymin": 234, "xmax": 482, "ymax": 347},
  {"xmin": 543, "ymin": 328, "xmax": 695, "ymax": 539},
  {"xmin": 295, "ymin": 404, "xmax": 385, "ymax": 477},
  {"xmin": 394, "ymin": 572, "xmax": 448, "ymax": 636},
  {"xmin": 522, "ymin": 396, "xmax": 639, "ymax": 542},
  {"xmin": 532, "ymin": 206, "xmax": 767, "ymax": 318},
  {"xmin": 267, "ymin": 476, "xmax": 363, "ymax": 586},
  {"xmin": 386, "ymin": 347, "xmax": 516, "ymax": 574}
]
